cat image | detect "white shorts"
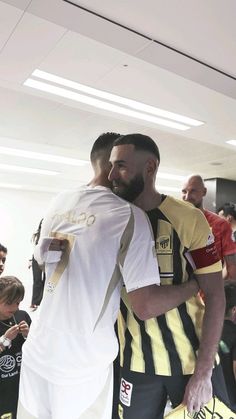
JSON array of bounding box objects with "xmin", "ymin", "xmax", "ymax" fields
[{"xmin": 17, "ymin": 362, "xmax": 113, "ymax": 419}]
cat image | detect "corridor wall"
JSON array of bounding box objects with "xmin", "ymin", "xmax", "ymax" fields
[{"xmin": 0, "ymin": 188, "xmax": 55, "ymax": 309}]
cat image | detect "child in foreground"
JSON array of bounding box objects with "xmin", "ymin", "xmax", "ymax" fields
[{"xmin": 0, "ymin": 276, "xmax": 31, "ymax": 419}]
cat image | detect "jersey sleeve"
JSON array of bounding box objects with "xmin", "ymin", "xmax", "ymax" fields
[
  {"xmin": 186, "ymin": 209, "xmax": 222, "ymax": 275},
  {"xmin": 220, "ymin": 220, "xmax": 236, "ymax": 257},
  {"xmin": 118, "ymin": 206, "xmax": 160, "ymax": 292}
]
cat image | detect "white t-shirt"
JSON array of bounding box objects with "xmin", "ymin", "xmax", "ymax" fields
[{"xmin": 23, "ymin": 186, "xmax": 160, "ymax": 385}]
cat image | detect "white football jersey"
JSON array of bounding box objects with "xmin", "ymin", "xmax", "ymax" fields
[{"xmin": 23, "ymin": 186, "xmax": 160, "ymax": 385}]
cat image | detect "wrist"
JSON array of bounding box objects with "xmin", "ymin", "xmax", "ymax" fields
[{"xmin": 193, "ymin": 367, "xmax": 212, "ymax": 380}]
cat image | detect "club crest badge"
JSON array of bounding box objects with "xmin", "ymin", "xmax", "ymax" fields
[{"xmin": 156, "ymin": 235, "xmax": 172, "ymax": 254}]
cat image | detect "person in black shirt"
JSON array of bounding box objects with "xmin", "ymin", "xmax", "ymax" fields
[
  {"xmin": 0, "ymin": 276, "xmax": 31, "ymax": 419},
  {"xmin": 219, "ymin": 281, "xmax": 236, "ymax": 411}
]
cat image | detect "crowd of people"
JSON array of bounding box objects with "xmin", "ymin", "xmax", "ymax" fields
[{"xmin": 1, "ymin": 132, "xmax": 236, "ymax": 419}]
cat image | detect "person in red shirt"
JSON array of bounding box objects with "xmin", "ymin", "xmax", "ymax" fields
[{"xmin": 182, "ymin": 175, "xmax": 236, "ymax": 280}]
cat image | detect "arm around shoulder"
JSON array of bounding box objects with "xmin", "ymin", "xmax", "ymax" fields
[{"xmin": 127, "ymin": 279, "xmax": 199, "ymax": 320}]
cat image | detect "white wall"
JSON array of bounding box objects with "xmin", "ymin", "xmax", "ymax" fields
[{"xmin": 0, "ymin": 188, "xmax": 55, "ymax": 310}]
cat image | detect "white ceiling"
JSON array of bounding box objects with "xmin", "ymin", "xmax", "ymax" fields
[{"xmin": 0, "ymin": 0, "xmax": 236, "ymax": 197}]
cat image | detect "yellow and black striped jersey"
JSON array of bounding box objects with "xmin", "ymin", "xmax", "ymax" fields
[{"xmin": 118, "ymin": 196, "xmax": 222, "ymax": 376}]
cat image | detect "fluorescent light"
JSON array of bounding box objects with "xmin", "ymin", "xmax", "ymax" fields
[
  {"xmin": 24, "ymin": 79, "xmax": 190, "ymax": 131},
  {"xmin": 32, "ymin": 69, "xmax": 203, "ymax": 127},
  {"xmin": 0, "ymin": 146, "xmax": 89, "ymax": 166},
  {"xmin": 0, "ymin": 182, "xmax": 60, "ymax": 193},
  {"xmin": 158, "ymin": 172, "xmax": 186, "ymax": 181},
  {"xmin": 0, "ymin": 182, "xmax": 23, "ymax": 189},
  {"xmin": 0, "ymin": 163, "xmax": 58, "ymax": 175},
  {"xmin": 226, "ymin": 140, "xmax": 236, "ymax": 146}
]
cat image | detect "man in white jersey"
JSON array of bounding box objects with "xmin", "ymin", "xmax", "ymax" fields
[{"xmin": 18, "ymin": 133, "xmax": 199, "ymax": 419}]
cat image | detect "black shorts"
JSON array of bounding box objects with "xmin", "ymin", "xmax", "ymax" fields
[{"xmin": 115, "ymin": 365, "xmax": 229, "ymax": 419}]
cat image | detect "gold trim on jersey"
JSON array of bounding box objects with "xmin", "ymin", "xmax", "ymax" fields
[
  {"xmin": 94, "ymin": 208, "xmax": 135, "ymax": 330},
  {"xmin": 46, "ymin": 231, "xmax": 75, "ymax": 293}
]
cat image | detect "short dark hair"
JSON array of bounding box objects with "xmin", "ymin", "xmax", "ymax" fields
[
  {"xmin": 218, "ymin": 202, "xmax": 236, "ymax": 220},
  {"xmin": 224, "ymin": 281, "xmax": 236, "ymax": 316},
  {"xmin": 0, "ymin": 244, "xmax": 7, "ymax": 254},
  {"xmin": 90, "ymin": 132, "xmax": 120, "ymax": 162},
  {"xmin": 0, "ymin": 276, "xmax": 25, "ymax": 304},
  {"xmin": 113, "ymin": 133, "xmax": 160, "ymax": 162}
]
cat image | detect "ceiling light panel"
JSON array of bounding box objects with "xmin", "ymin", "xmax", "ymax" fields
[
  {"xmin": 24, "ymin": 78, "xmax": 189, "ymax": 131},
  {"xmin": 0, "ymin": 146, "xmax": 89, "ymax": 166},
  {"xmin": 0, "ymin": 163, "xmax": 59, "ymax": 176},
  {"xmin": 226, "ymin": 140, "xmax": 236, "ymax": 146},
  {"xmin": 32, "ymin": 70, "xmax": 204, "ymax": 127},
  {"xmin": 0, "ymin": 182, "xmax": 60, "ymax": 193},
  {"xmin": 0, "ymin": 182, "xmax": 23, "ymax": 190},
  {"xmin": 24, "ymin": 69, "xmax": 205, "ymax": 131}
]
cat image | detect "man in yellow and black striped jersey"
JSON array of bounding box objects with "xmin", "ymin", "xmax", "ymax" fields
[{"xmin": 109, "ymin": 134, "xmax": 229, "ymax": 419}]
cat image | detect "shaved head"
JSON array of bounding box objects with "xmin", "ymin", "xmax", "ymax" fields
[
  {"xmin": 187, "ymin": 175, "xmax": 205, "ymax": 188},
  {"xmin": 181, "ymin": 175, "xmax": 207, "ymax": 209}
]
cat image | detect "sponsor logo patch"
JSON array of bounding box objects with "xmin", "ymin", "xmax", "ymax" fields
[
  {"xmin": 120, "ymin": 378, "xmax": 133, "ymax": 407},
  {"xmin": 190, "ymin": 243, "xmax": 220, "ymax": 269},
  {"xmin": 206, "ymin": 233, "xmax": 215, "ymax": 246}
]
